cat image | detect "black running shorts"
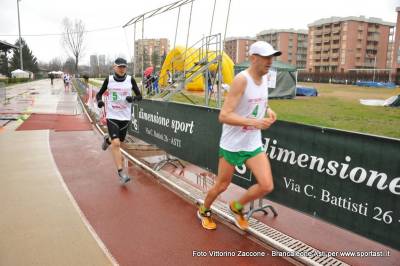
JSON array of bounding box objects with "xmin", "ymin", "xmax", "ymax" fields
[{"xmin": 106, "ymin": 119, "xmax": 130, "ymax": 141}]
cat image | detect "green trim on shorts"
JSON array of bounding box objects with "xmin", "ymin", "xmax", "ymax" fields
[{"xmin": 219, "ymin": 147, "xmax": 263, "ymax": 166}]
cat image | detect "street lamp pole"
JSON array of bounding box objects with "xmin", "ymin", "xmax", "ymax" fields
[{"xmin": 16, "ymin": 0, "xmax": 23, "ymax": 70}]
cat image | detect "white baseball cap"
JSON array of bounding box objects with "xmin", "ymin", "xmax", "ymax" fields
[{"xmin": 249, "ymin": 41, "xmax": 282, "ymax": 57}]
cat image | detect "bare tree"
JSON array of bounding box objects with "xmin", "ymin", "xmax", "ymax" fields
[
  {"xmin": 48, "ymin": 57, "xmax": 63, "ymax": 71},
  {"xmin": 61, "ymin": 18, "xmax": 86, "ymax": 74},
  {"xmin": 63, "ymin": 57, "xmax": 76, "ymax": 74}
]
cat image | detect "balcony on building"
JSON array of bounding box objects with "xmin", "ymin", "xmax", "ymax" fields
[
  {"xmin": 366, "ymin": 45, "xmax": 377, "ymax": 50},
  {"xmin": 331, "ymin": 52, "xmax": 340, "ymax": 59},
  {"xmin": 314, "ymin": 29, "xmax": 323, "ymax": 36},
  {"xmin": 323, "ymin": 28, "xmax": 331, "ymax": 34},
  {"xmin": 322, "ymin": 54, "xmax": 330, "ymax": 59},
  {"xmin": 362, "ymin": 61, "xmax": 376, "ymax": 67},
  {"xmin": 367, "ymin": 27, "xmax": 379, "ymax": 33},
  {"xmin": 367, "ymin": 35, "xmax": 379, "ymax": 42},
  {"xmin": 322, "ymin": 46, "xmax": 331, "ymax": 52},
  {"xmin": 314, "ymin": 46, "xmax": 322, "ymax": 51}
]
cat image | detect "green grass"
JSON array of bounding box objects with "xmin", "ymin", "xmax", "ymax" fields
[
  {"xmin": 84, "ymin": 78, "xmax": 400, "ymax": 139},
  {"xmin": 88, "ymin": 80, "xmax": 102, "ymax": 87},
  {"xmin": 269, "ymin": 97, "xmax": 400, "ymax": 138},
  {"xmin": 268, "ymin": 83, "xmax": 400, "ymax": 139},
  {"xmin": 169, "ymin": 83, "xmax": 400, "ymax": 139}
]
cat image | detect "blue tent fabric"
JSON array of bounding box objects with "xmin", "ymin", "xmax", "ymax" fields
[
  {"xmin": 296, "ymin": 86, "xmax": 318, "ymax": 96},
  {"xmin": 355, "ymin": 81, "xmax": 396, "ymax": 88}
]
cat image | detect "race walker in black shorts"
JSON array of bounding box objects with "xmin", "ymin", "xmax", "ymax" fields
[
  {"xmin": 106, "ymin": 119, "xmax": 130, "ymax": 141},
  {"xmin": 96, "ymin": 57, "xmax": 142, "ymax": 184}
]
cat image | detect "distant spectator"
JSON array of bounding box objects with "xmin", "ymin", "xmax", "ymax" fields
[{"xmin": 49, "ymin": 73, "xmax": 54, "ymax": 86}]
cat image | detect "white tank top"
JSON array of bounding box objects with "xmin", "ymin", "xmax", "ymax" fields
[
  {"xmin": 219, "ymin": 70, "xmax": 268, "ymax": 152},
  {"xmin": 106, "ymin": 75, "xmax": 132, "ymax": 121}
]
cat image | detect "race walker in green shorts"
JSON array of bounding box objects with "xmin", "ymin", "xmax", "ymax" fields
[{"xmin": 197, "ymin": 41, "xmax": 280, "ymax": 230}]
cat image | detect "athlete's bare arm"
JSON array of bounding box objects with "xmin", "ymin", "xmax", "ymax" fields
[
  {"xmin": 266, "ymin": 107, "xmax": 277, "ymax": 123},
  {"xmin": 219, "ymin": 75, "xmax": 273, "ymax": 130}
]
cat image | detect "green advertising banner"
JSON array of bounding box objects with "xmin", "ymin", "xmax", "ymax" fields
[{"xmin": 129, "ymin": 99, "xmax": 400, "ymax": 249}]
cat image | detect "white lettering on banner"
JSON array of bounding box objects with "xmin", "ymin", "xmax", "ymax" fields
[
  {"xmin": 131, "ymin": 104, "xmax": 139, "ymax": 133},
  {"xmin": 283, "ymin": 177, "xmax": 368, "ymax": 216},
  {"xmin": 327, "ymin": 160, "xmax": 339, "ymax": 176},
  {"xmin": 297, "ymin": 153, "xmax": 309, "ymax": 168},
  {"xmin": 320, "ymin": 189, "xmax": 369, "ymax": 216},
  {"xmin": 138, "ymin": 108, "xmax": 195, "ymax": 134},
  {"xmin": 139, "ymin": 108, "xmax": 170, "ymax": 128},
  {"xmin": 284, "ymin": 177, "xmax": 301, "ymax": 193},
  {"xmin": 304, "ymin": 184, "xmax": 315, "ymax": 197},
  {"xmin": 171, "ymin": 120, "xmax": 194, "ymax": 134},
  {"xmin": 263, "ymin": 138, "xmax": 400, "ymax": 196},
  {"xmin": 143, "ymin": 127, "xmax": 182, "ymax": 148},
  {"xmin": 281, "ymin": 177, "xmax": 400, "ymax": 223}
]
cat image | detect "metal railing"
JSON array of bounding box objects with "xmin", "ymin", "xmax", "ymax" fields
[{"xmin": 155, "ymin": 33, "xmax": 223, "ymax": 107}]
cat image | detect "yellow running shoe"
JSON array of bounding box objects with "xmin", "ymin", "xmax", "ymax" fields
[
  {"xmin": 229, "ymin": 201, "xmax": 249, "ymax": 230},
  {"xmin": 197, "ymin": 205, "xmax": 217, "ymax": 230}
]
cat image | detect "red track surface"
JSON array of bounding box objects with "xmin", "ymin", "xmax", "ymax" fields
[
  {"xmin": 17, "ymin": 114, "xmax": 92, "ymax": 131},
  {"xmin": 50, "ymin": 130, "xmax": 293, "ymax": 266}
]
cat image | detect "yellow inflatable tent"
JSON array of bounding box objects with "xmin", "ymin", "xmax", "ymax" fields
[{"xmin": 159, "ymin": 46, "xmax": 234, "ymax": 91}]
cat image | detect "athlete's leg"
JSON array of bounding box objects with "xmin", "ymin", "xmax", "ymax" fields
[
  {"xmin": 203, "ymin": 157, "xmax": 235, "ymax": 209},
  {"xmin": 198, "ymin": 157, "xmax": 235, "ymax": 230},
  {"xmin": 237, "ymin": 152, "xmax": 274, "ymax": 206},
  {"xmin": 106, "ymin": 119, "xmax": 124, "ymax": 170},
  {"xmin": 110, "ymin": 138, "xmax": 123, "ymax": 170}
]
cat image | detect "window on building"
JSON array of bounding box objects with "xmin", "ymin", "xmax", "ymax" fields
[{"xmin": 397, "ymin": 48, "xmax": 400, "ymax": 64}]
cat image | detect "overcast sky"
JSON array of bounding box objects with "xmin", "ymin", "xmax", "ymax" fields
[{"xmin": 0, "ymin": 0, "xmax": 399, "ymax": 65}]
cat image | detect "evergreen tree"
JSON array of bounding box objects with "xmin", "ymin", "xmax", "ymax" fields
[
  {"xmin": 10, "ymin": 38, "xmax": 39, "ymax": 73},
  {"xmin": 0, "ymin": 53, "xmax": 9, "ymax": 77}
]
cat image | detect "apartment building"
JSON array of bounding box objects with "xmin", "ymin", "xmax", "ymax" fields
[
  {"xmin": 134, "ymin": 38, "xmax": 169, "ymax": 74},
  {"xmin": 224, "ymin": 37, "xmax": 256, "ymax": 64},
  {"xmin": 257, "ymin": 29, "xmax": 308, "ymax": 69},
  {"xmin": 307, "ymin": 16, "xmax": 395, "ymax": 73}
]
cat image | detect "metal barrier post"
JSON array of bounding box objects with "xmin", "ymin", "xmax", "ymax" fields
[
  {"xmin": 153, "ymin": 152, "xmax": 185, "ymax": 173},
  {"xmin": 245, "ymin": 198, "xmax": 278, "ymax": 219}
]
